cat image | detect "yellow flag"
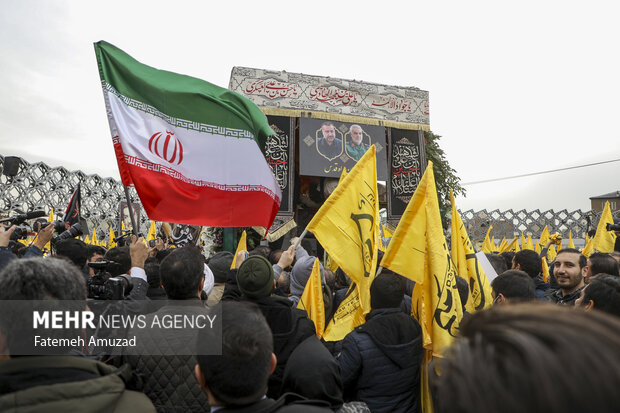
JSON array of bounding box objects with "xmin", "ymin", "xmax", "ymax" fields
[
  {"xmin": 450, "ymin": 190, "xmax": 493, "ymax": 313},
  {"xmin": 521, "ymin": 232, "xmax": 526, "ymax": 250},
  {"xmin": 108, "ymin": 227, "xmax": 117, "ymax": 249},
  {"xmin": 230, "ymin": 230, "xmax": 247, "ymax": 269},
  {"xmin": 535, "ymin": 226, "xmax": 550, "ymax": 254},
  {"xmin": 498, "ymin": 237, "xmax": 507, "ymax": 252},
  {"xmin": 501, "ymin": 236, "xmax": 520, "ymax": 253},
  {"xmin": 323, "ymin": 285, "xmax": 366, "ymax": 341},
  {"xmin": 541, "ymin": 256, "xmax": 550, "ymax": 283},
  {"xmin": 481, "ymin": 226, "xmax": 494, "ymax": 253},
  {"xmin": 84, "ymin": 235, "xmax": 91, "ymax": 244},
  {"xmin": 525, "ymin": 234, "xmax": 535, "ymax": 250},
  {"xmin": 547, "ymin": 244, "xmax": 557, "ymax": 262},
  {"xmin": 381, "ymin": 161, "xmax": 462, "ymax": 357},
  {"xmin": 91, "ymin": 229, "xmax": 99, "ymax": 246},
  {"xmin": 307, "ymin": 145, "xmax": 379, "ymax": 313},
  {"xmin": 381, "ymin": 224, "xmax": 393, "ymax": 238},
  {"xmin": 585, "ymin": 201, "xmax": 617, "ymax": 256},
  {"xmin": 568, "ymin": 230, "xmax": 575, "ymax": 249},
  {"xmin": 146, "ymin": 221, "xmax": 157, "ymax": 242},
  {"xmin": 43, "ymin": 208, "xmax": 55, "ymax": 251},
  {"xmin": 325, "ymin": 253, "xmax": 339, "ymax": 272},
  {"xmin": 582, "ymin": 236, "xmax": 593, "ymax": 257},
  {"xmin": 297, "ymin": 258, "xmax": 325, "ymax": 338}
]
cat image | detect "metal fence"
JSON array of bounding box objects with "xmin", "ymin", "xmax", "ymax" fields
[
  {"xmin": 458, "ymin": 208, "xmax": 620, "ymax": 242},
  {"xmin": 0, "ymin": 155, "xmax": 147, "ymax": 240}
]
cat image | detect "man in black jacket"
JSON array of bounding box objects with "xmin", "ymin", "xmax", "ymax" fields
[
  {"xmin": 336, "ymin": 273, "xmax": 423, "ymax": 413},
  {"xmin": 125, "ymin": 246, "xmax": 211, "ymax": 412},
  {"xmin": 226, "ymin": 254, "xmax": 316, "ymax": 398},
  {"xmin": 0, "ymin": 257, "xmax": 155, "ymax": 412},
  {"xmin": 195, "ymin": 301, "xmax": 331, "ymax": 412}
]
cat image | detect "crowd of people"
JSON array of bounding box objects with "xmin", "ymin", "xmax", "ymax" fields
[{"xmin": 0, "ymin": 221, "xmax": 619, "ymax": 412}]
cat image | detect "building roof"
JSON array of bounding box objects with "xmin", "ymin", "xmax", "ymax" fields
[{"xmin": 589, "ymin": 191, "xmax": 620, "ymax": 200}]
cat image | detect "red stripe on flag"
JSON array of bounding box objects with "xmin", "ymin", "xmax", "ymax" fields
[
  {"xmin": 127, "ymin": 165, "xmax": 280, "ymax": 228},
  {"xmin": 113, "ymin": 137, "xmax": 133, "ymax": 186}
]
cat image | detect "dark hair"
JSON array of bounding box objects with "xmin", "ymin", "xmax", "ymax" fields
[
  {"xmin": 499, "ymin": 251, "xmax": 515, "ymax": 271},
  {"xmin": 485, "ymin": 253, "xmax": 507, "ymax": 275},
  {"xmin": 324, "ymin": 269, "xmax": 336, "ymax": 292},
  {"xmin": 455, "ymin": 276, "xmax": 469, "ymax": 308},
  {"xmin": 87, "ymin": 244, "xmax": 107, "ymax": 260},
  {"xmin": 557, "ymin": 248, "xmax": 587, "ymax": 269},
  {"xmin": 588, "ymin": 253, "xmax": 620, "ymax": 277},
  {"xmin": 0, "ymin": 257, "xmax": 86, "ymax": 300},
  {"xmin": 277, "ymin": 271, "xmax": 291, "ymax": 294},
  {"xmin": 582, "ymin": 274, "xmax": 620, "ymax": 317},
  {"xmin": 160, "ymin": 247, "xmax": 204, "ymax": 299},
  {"xmin": 250, "ymin": 245, "xmax": 271, "ymax": 259},
  {"xmin": 0, "ymin": 258, "xmax": 87, "ymax": 355},
  {"xmin": 513, "ymin": 249, "xmax": 542, "ymax": 278},
  {"xmin": 268, "ymin": 249, "xmax": 283, "ymax": 266},
  {"xmin": 54, "ymin": 238, "xmax": 89, "ymax": 269},
  {"xmin": 491, "ymin": 270, "xmax": 536, "ymax": 301},
  {"xmin": 431, "ymin": 303, "xmax": 620, "ymax": 413},
  {"xmin": 144, "ymin": 257, "xmax": 161, "ymax": 289},
  {"xmin": 196, "ymin": 301, "xmax": 273, "ymax": 405},
  {"xmin": 155, "ymin": 248, "xmax": 172, "ymax": 264},
  {"xmin": 334, "ymin": 268, "xmax": 351, "ymax": 290},
  {"xmin": 104, "ymin": 247, "xmax": 132, "ymax": 276},
  {"xmin": 370, "ymin": 273, "xmax": 405, "ymax": 309}
]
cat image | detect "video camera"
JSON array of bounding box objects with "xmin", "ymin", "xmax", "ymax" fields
[
  {"xmin": 0, "ymin": 210, "xmax": 47, "ymax": 241},
  {"xmin": 87, "ymin": 260, "xmax": 134, "ymax": 300},
  {"xmin": 36, "ymin": 220, "xmax": 83, "ymax": 245}
]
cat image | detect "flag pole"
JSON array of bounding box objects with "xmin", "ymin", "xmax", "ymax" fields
[
  {"xmin": 123, "ymin": 185, "xmax": 139, "ymax": 236},
  {"xmin": 293, "ymin": 229, "xmax": 308, "ymax": 250}
]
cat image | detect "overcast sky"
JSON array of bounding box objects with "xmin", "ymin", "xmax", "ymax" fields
[{"xmin": 1, "ymin": 0, "xmax": 619, "ymax": 213}]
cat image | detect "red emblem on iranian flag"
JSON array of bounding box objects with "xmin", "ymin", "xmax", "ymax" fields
[{"xmin": 149, "ymin": 130, "xmax": 184, "ymax": 165}]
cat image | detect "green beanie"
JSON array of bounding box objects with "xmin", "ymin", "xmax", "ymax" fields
[{"xmin": 236, "ymin": 255, "xmax": 274, "ymax": 299}]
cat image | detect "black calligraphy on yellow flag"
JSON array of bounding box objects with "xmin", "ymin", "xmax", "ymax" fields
[
  {"xmin": 307, "ymin": 145, "xmax": 379, "ymax": 313},
  {"xmin": 383, "ymin": 161, "xmax": 462, "ymax": 356}
]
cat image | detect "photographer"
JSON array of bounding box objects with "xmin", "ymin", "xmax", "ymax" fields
[
  {"xmin": 93, "ymin": 235, "xmax": 151, "ymax": 307},
  {"xmin": 0, "ymin": 223, "xmax": 54, "ymax": 271}
]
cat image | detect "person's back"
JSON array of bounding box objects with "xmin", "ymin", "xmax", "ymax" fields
[
  {"xmin": 125, "ymin": 247, "xmax": 210, "ymax": 412},
  {"xmin": 0, "ymin": 257, "xmax": 155, "ymax": 413},
  {"xmin": 195, "ymin": 301, "xmax": 331, "ymax": 413},
  {"xmin": 233, "ymin": 255, "xmax": 316, "ymax": 398},
  {"xmin": 336, "ymin": 274, "xmax": 423, "ymax": 413}
]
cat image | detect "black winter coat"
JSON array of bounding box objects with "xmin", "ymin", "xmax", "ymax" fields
[{"xmin": 336, "ymin": 308, "xmax": 423, "ymax": 413}]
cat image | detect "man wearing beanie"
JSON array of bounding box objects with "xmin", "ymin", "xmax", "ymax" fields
[
  {"xmin": 336, "ymin": 273, "xmax": 423, "ymax": 413},
  {"xmin": 232, "ymin": 255, "xmax": 316, "ymax": 399}
]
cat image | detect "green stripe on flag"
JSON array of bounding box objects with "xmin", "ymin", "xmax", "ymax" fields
[
  {"xmin": 103, "ymin": 82, "xmax": 256, "ymax": 141},
  {"xmin": 94, "ymin": 41, "xmax": 273, "ymax": 149}
]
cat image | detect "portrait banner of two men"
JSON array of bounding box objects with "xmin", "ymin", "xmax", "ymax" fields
[{"xmin": 299, "ymin": 118, "xmax": 388, "ymax": 179}]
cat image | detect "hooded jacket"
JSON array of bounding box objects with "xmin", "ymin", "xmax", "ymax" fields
[
  {"xmin": 336, "ymin": 308, "xmax": 423, "ymax": 413},
  {"xmin": 251, "ymin": 295, "xmax": 316, "ymax": 399},
  {"xmin": 288, "ymin": 255, "xmax": 333, "ymax": 319},
  {"xmin": 0, "ymin": 356, "xmax": 155, "ymax": 413}
]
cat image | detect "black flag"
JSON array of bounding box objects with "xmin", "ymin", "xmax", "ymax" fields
[{"xmin": 63, "ymin": 184, "xmax": 81, "ymax": 226}]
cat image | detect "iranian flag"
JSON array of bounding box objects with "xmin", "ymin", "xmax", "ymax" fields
[{"xmin": 94, "ymin": 41, "xmax": 281, "ymax": 228}]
